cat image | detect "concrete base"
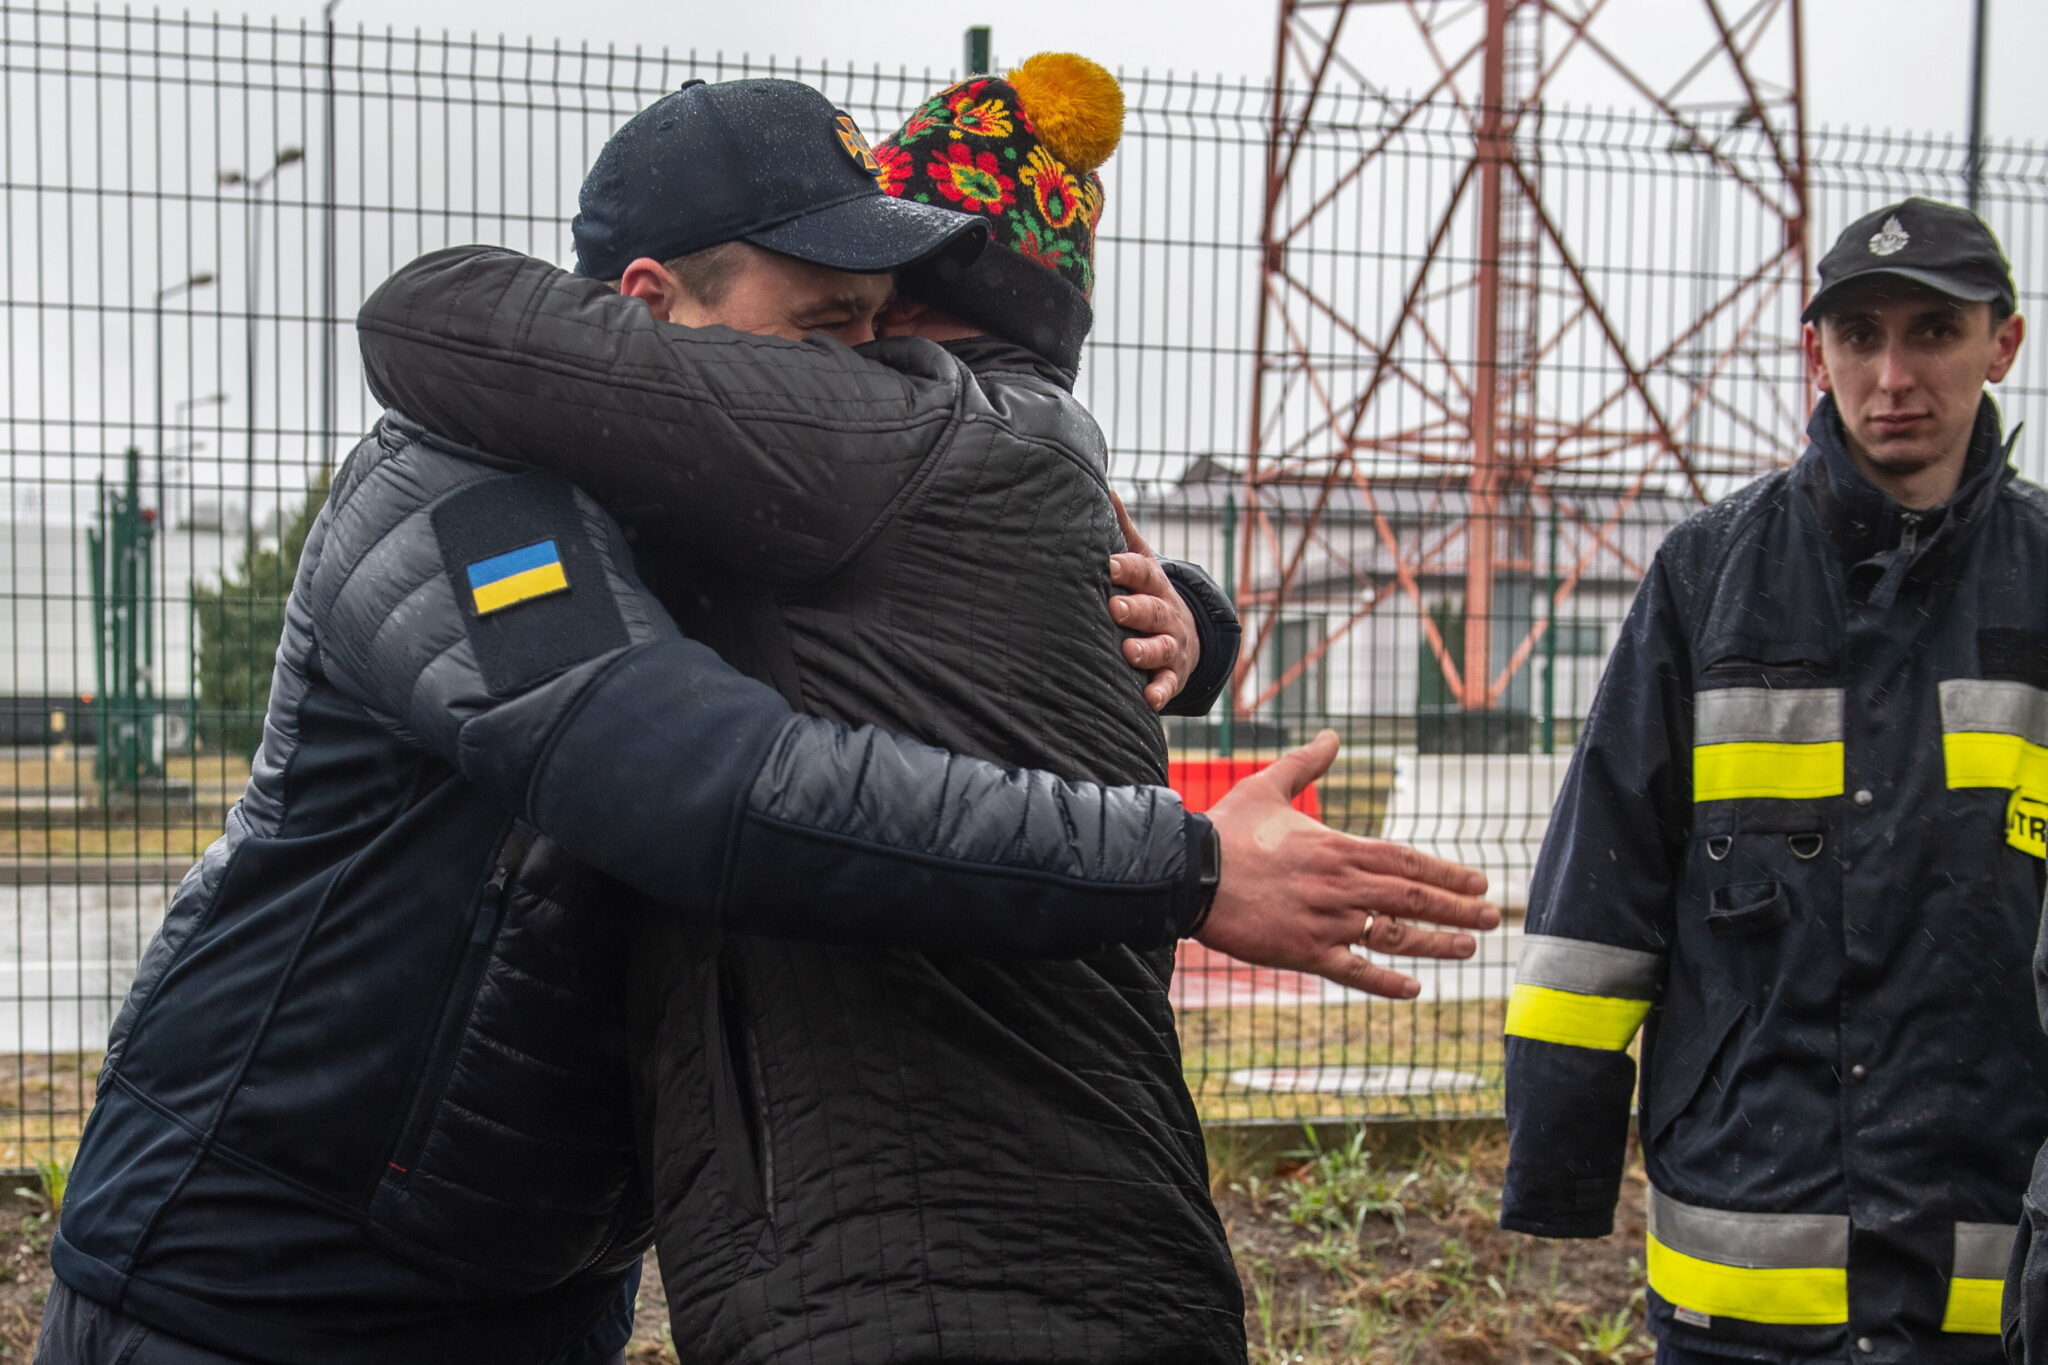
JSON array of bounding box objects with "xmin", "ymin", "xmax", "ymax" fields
[
  {"xmin": 1228, "ymin": 1064, "xmax": 1489, "ymax": 1096},
  {"xmin": 1172, "ymin": 931, "xmax": 1524, "ymax": 1009},
  {"xmin": 103, "ymin": 777, "xmax": 197, "ymax": 813},
  {"xmin": 1416, "ymin": 709, "xmax": 1534, "ymax": 754},
  {"xmin": 1378, "ymin": 752, "xmax": 1574, "ymax": 911},
  {"xmin": 1200, "ymin": 1115, "xmax": 1508, "ymax": 1172}
]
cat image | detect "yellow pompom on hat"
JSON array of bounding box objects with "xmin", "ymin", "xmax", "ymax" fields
[
  {"xmin": 1007, "ymin": 51, "xmax": 1125, "ymax": 175},
  {"xmin": 873, "ymin": 52, "xmax": 1125, "ymax": 373}
]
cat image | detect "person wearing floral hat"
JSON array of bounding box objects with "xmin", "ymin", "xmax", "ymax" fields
[
  {"xmin": 872, "ymin": 51, "xmax": 1118, "ymax": 376},
  {"xmin": 355, "ymin": 54, "xmax": 1499, "ymax": 1364}
]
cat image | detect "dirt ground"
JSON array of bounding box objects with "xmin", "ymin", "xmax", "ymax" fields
[
  {"xmin": 0, "ymin": 1186, "xmax": 59, "ymax": 1355},
  {"xmin": 0, "ymin": 1131, "xmax": 1653, "ymax": 1364},
  {"xmin": 1215, "ymin": 1129, "xmax": 1654, "ymax": 1364}
]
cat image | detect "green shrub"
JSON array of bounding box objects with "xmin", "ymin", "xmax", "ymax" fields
[{"xmin": 192, "ymin": 475, "xmax": 330, "ymax": 756}]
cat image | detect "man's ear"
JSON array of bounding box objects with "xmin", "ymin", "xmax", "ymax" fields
[
  {"xmin": 875, "ymin": 293, "xmax": 929, "ymax": 337},
  {"xmin": 1802, "ymin": 321, "xmax": 1832, "ymax": 394},
  {"xmin": 618, "ymin": 257, "xmax": 683, "ymax": 321},
  {"xmin": 1988, "ymin": 312, "xmax": 2026, "ymax": 385}
]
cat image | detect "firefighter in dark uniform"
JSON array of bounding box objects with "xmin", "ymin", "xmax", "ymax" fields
[{"xmin": 1500, "ymin": 196, "xmax": 2037, "ymax": 1365}]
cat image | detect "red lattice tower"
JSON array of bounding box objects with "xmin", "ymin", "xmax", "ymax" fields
[{"xmin": 1239, "ymin": 0, "xmax": 1808, "ymax": 721}]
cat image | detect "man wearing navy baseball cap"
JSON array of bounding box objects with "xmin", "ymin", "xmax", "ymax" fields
[
  {"xmin": 1503, "ymin": 197, "xmax": 2046, "ymax": 1365},
  {"xmin": 561, "ymin": 77, "xmax": 987, "ymax": 350}
]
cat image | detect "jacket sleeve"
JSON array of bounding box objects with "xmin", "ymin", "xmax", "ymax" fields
[
  {"xmin": 1159, "ymin": 557, "xmax": 1241, "ymax": 718},
  {"xmin": 355, "ymin": 246, "xmax": 961, "ymax": 589},
  {"xmin": 2005, "ymin": 1188, "xmax": 2038, "ymax": 1363},
  {"xmin": 2014, "ymin": 890, "xmax": 2048, "ymax": 1360},
  {"xmin": 307, "ymin": 434, "xmax": 1206, "ymax": 958},
  {"xmin": 1501, "ymin": 553, "xmax": 1691, "ymax": 1238}
]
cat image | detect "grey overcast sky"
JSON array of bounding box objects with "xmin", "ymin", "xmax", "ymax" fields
[{"xmin": 209, "ymin": 0, "xmax": 2046, "ymax": 145}]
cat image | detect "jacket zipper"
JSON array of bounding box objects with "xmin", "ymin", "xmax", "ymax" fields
[
  {"xmin": 1898, "ymin": 511, "xmax": 1921, "ymax": 558},
  {"xmin": 714, "ymin": 961, "xmax": 777, "ymax": 1221},
  {"xmin": 743, "ymin": 1014, "xmax": 776, "ymax": 1216},
  {"xmin": 569, "ymin": 1196, "xmax": 635, "ymax": 1280},
  {"xmin": 386, "ymin": 820, "xmax": 538, "ymax": 1181}
]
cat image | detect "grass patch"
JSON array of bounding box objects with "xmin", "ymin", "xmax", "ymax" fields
[
  {"xmin": 0, "ymin": 826, "xmax": 220, "ymax": 859},
  {"xmin": 1226, "ymin": 1129, "xmax": 1656, "ymax": 1364},
  {"xmin": 1182, "ymin": 998, "xmax": 1508, "ymax": 1123},
  {"xmin": 0, "ymin": 1055, "xmax": 96, "ymax": 1172},
  {"xmin": 0, "ymin": 752, "xmax": 248, "ymax": 796},
  {"xmin": 0, "ymin": 748, "xmax": 247, "ymax": 860}
]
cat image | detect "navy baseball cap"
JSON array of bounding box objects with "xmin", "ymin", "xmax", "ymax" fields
[
  {"xmin": 1803, "ymin": 197, "xmax": 2016, "ymax": 323},
  {"xmin": 572, "ymin": 79, "xmax": 988, "ymax": 280}
]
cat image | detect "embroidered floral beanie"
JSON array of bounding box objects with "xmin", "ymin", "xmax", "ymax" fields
[{"xmin": 874, "ymin": 52, "xmax": 1124, "ymax": 373}]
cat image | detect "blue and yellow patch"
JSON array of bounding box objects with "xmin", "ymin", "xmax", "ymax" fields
[
  {"xmin": 432, "ymin": 476, "xmax": 627, "ymax": 697},
  {"xmin": 466, "ymin": 540, "xmax": 570, "ymax": 615}
]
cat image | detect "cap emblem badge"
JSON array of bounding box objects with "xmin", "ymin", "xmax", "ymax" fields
[
  {"xmin": 835, "ymin": 115, "xmax": 881, "ymax": 175},
  {"xmin": 1868, "ymin": 215, "xmax": 1910, "ymax": 257}
]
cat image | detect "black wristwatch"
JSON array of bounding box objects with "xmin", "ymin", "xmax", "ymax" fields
[{"xmin": 1187, "ymin": 820, "xmax": 1222, "ymax": 935}]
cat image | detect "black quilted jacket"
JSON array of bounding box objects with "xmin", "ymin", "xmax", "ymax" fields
[
  {"xmin": 359, "ymin": 247, "xmax": 1248, "ymax": 1364},
  {"xmin": 52, "ymin": 411, "xmax": 1219, "ymax": 1363}
]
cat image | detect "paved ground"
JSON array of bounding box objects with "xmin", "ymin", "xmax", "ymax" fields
[{"xmin": 0, "ymin": 869, "xmax": 180, "ymax": 1051}]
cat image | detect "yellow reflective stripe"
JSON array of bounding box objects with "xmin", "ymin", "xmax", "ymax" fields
[
  {"xmin": 1693, "ymin": 742, "xmax": 1845, "ymax": 802},
  {"xmin": 1942, "ymin": 1277, "xmax": 2005, "ymax": 1335},
  {"xmin": 1947, "ymin": 732, "xmax": 2048, "ymax": 857},
  {"xmin": 472, "ymin": 561, "xmax": 570, "ymax": 614},
  {"xmin": 1945, "ymin": 730, "xmax": 2048, "ymax": 793},
  {"xmin": 1504, "ymin": 984, "xmax": 1650, "ymax": 1051},
  {"xmin": 1646, "ymin": 1233, "xmax": 1849, "ymax": 1326}
]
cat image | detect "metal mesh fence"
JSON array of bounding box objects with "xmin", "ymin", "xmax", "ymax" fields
[{"xmin": 3, "ymin": 4, "xmax": 2047, "ymax": 1159}]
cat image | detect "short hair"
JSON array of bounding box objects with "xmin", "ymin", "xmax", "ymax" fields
[{"xmin": 663, "ymin": 241, "xmax": 750, "ymax": 308}]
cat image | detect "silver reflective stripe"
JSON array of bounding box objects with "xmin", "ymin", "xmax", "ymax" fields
[
  {"xmin": 1648, "ymin": 1187, "xmax": 1848, "ymax": 1270},
  {"xmin": 1955, "ymin": 1222, "xmax": 2019, "ymax": 1280},
  {"xmin": 1941, "ymin": 678, "xmax": 2048, "ymax": 746},
  {"xmin": 1694, "ymin": 688, "xmax": 1844, "ymax": 746},
  {"xmin": 1515, "ymin": 934, "xmax": 1662, "ymax": 999}
]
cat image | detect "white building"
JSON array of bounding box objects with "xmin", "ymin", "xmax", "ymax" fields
[
  {"xmin": 0, "ymin": 514, "xmax": 252, "ymax": 743},
  {"xmin": 1125, "ymin": 463, "xmax": 1698, "ymax": 742}
]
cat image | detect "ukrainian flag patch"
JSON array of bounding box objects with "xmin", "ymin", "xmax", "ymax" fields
[{"xmin": 465, "ymin": 540, "xmax": 570, "ymax": 615}]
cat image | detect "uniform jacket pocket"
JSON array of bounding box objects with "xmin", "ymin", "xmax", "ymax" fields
[
  {"xmin": 1707, "ymin": 881, "xmax": 1791, "ymax": 938},
  {"xmin": 1642, "ymin": 996, "xmax": 1745, "ymax": 1146}
]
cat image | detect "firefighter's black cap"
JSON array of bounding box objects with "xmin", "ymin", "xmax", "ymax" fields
[{"xmin": 1804, "ymin": 197, "xmax": 2015, "ymax": 323}]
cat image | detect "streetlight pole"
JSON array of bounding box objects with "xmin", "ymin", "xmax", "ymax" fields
[
  {"xmin": 321, "ymin": 1, "xmax": 343, "ymax": 476},
  {"xmin": 171, "ymin": 392, "xmax": 227, "ymax": 526},
  {"xmin": 221, "ymin": 147, "xmax": 303, "ymax": 553},
  {"xmin": 1966, "ymin": 0, "xmax": 1990, "ymax": 212},
  {"xmin": 153, "ymin": 272, "xmax": 215, "ymax": 520}
]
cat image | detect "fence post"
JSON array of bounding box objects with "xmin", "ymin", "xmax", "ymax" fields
[
  {"xmin": 963, "ymin": 27, "xmax": 991, "ymax": 77},
  {"xmin": 1218, "ymin": 491, "xmax": 1236, "ymax": 759},
  {"xmin": 1541, "ymin": 500, "xmax": 1557, "ymax": 756}
]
